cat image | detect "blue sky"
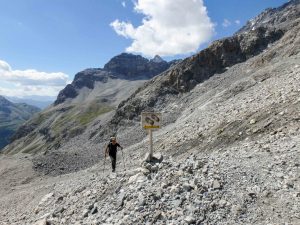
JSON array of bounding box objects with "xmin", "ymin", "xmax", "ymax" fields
[{"xmin": 0, "ymin": 0, "xmax": 288, "ymax": 98}]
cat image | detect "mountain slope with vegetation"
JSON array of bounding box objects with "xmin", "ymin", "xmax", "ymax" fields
[
  {"xmin": 3, "ymin": 53, "xmax": 176, "ymax": 155},
  {"xmin": 0, "ymin": 1, "xmax": 299, "ymax": 224},
  {"xmin": 0, "ymin": 96, "xmax": 40, "ymax": 149}
]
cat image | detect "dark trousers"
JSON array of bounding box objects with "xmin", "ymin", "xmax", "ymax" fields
[{"xmin": 110, "ymin": 155, "xmax": 116, "ymax": 171}]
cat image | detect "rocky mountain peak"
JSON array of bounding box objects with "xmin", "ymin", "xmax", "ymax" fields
[
  {"xmin": 150, "ymin": 55, "xmax": 165, "ymax": 63},
  {"xmin": 108, "ymin": 1, "xmax": 299, "ymax": 128},
  {"xmin": 104, "ymin": 53, "xmax": 147, "ymax": 74},
  {"xmin": 54, "ymin": 68, "xmax": 113, "ymax": 105},
  {"xmin": 0, "ymin": 95, "xmax": 11, "ymax": 106},
  {"xmin": 237, "ymin": 0, "xmax": 300, "ymax": 34},
  {"xmin": 103, "ymin": 53, "xmax": 171, "ymax": 79},
  {"xmin": 54, "ymin": 53, "xmax": 174, "ymax": 105}
]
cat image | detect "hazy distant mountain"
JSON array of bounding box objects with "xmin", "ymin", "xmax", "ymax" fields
[
  {"xmin": 0, "ymin": 96, "xmax": 40, "ymax": 149},
  {"xmin": 5, "ymin": 96, "xmax": 54, "ymax": 109}
]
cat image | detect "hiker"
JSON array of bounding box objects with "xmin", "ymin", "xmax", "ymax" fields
[{"xmin": 105, "ymin": 137, "xmax": 123, "ymax": 172}]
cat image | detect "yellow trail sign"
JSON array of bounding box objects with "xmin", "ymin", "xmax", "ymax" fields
[
  {"xmin": 141, "ymin": 112, "xmax": 161, "ymax": 129},
  {"xmin": 141, "ymin": 112, "xmax": 162, "ymax": 161}
]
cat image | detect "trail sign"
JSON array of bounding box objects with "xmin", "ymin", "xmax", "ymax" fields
[
  {"xmin": 141, "ymin": 112, "xmax": 161, "ymax": 129},
  {"xmin": 141, "ymin": 112, "xmax": 162, "ymax": 161}
]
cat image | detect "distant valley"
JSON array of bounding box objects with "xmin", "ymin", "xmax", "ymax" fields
[
  {"xmin": 0, "ymin": 96, "xmax": 40, "ymax": 149},
  {"xmin": 5, "ymin": 96, "xmax": 55, "ymax": 109}
]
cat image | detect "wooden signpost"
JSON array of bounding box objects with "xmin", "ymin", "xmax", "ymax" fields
[{"xmin": 141, "ymin": 112, "xmax": 161, "ymax": 160}]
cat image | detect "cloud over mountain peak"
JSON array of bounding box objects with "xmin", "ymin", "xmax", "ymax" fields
[{"xmin": 111, "ymin": 0, "xmax": 214, "ymax": 57}]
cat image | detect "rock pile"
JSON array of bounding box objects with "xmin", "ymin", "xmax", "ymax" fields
[{"xmin": 28, "ymin": 140, "xmax": 299, "ymax": 225}]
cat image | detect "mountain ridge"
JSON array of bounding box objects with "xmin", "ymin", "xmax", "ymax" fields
[
  {"xmin": 3, "ymin": 0, "xmax": 299, "ymax": 159},
  {"xmin": 0, "ymin": 96, "xmax": 40, "ymax": 149},
  {"xmin": 54, "ymin": 53, "xmax": 177, "ymax": 105},
  {"xmin": 0, "ymin": 1, "xmax": 300, "ymax": 224},
  {"xmin": 237, "ymin": 0, "xmax": 300, "ymax": 34},
  {"xmin": 101, "ymin": 0, "xmax": 299, "ymax": 139},
  {"xmin": 5, "ymin": 96, "xmax": 54, "ymax": 109},
  {"xmin": 5, "ymin": 53, "xmax": 177, "ymax": 153}
]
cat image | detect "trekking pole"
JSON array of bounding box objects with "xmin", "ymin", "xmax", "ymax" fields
[
  {"xmin": 127, "ymin": 151, "xmax": 133, "ymax": 166},
  {"xmin": 103, "ymin": 155, "xmax": 106, "ymax": 174},
  {"xmin": 121, "ymin": 149, "xmax": 126, "ymax": 170},
  {"xmin": 102, "ymin": 143, "xmax": 108, "ymax": 174}
]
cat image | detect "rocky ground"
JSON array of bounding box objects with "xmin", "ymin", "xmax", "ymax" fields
[
  {"xmin": 1, "ymin": 32, "xmax": 299, "ymax": 224},
  {"xmin": 1, "ymin": 130, "xmax": 299, "ymax": 225},
  {"xmin": 1, "ymin": 1, "xmax": 300, "ymax": 224}
]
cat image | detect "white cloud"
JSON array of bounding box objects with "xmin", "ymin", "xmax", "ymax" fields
[
  {"xmin": 110, "ymin": 0, "xmax": 214, "ymax": 57},
  {"xmin": 222, "ymin": 19, "xmax": 231, "ymax": 28},
  {"xmin": 235, "ymin": 20, "xmax": 241, "ymax": 25},
  {"xmin": 0, "ymin": 59, "xmax": 70, "ymax": 97},
  {"xmin": 0, "ymin": 86, "xmax": 64, "ymax": 97},
  {"xmin": 0, "ymin": 60, "xmax": 12, "ymax": 72},
  {"xmin": 121, "ymin": 1, "xmax": 126, "ymax": 7}
]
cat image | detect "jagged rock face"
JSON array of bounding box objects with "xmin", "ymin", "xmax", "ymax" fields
[
  {"xmin": 110, "ymin": 27, "xmax": 285, "ymax": 126},
  {"xmin": 151, "ymin": 55, "xmax": 164, "ymax": 63},
  {"xmin": 55, "ymin": 54, "xmax": 172, "ymax": 105},
  {"xmin": 237, "ymin": 0, "xmax": 300, "ymax": 33},
  {"xmin": 173, "ymin": 27, "xmax": 284, "ymax": 92},
  {"xmin": 104, "ymin": 53, "xmax": 170, "ymax": 79},
  {"xmin": 54, "ymin": 84, "xmax": 78, "ymax": 105},
  {"xmin": 104, "ymin": 53, "xmax": 149, "ymax": 78},
  {"xmin": 108, "ymin": 1, "xmax": 300, "ymax": 128},
  {"xmin": 54, "ymin": 69, "xmax": 115, "ymax": 105},
  {"xmin": 72, "ymin": 69, "xmax": 109, "ymax": 89}
]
